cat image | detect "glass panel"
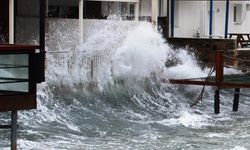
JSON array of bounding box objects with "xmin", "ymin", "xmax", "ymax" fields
[
  {"xmin": 15, "ymin": 0, "xmax": 40, "ymax": 45},
  {"xmin": 0, "ymin": 54, "xmax": 29, "ymax": 93},
  {"xmin": 48, "ymin": 0, "xmax": 79, "ymax": 18},
  {"xmin": 0, "ymin": 0, "xmax": 9, "ymax": 43}
]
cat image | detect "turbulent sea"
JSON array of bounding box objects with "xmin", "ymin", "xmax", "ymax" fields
[{"xmin": 1, "ymin": 20, "xmax": 250, "ymax": 150}]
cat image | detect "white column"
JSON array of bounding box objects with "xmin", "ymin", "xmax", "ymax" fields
[
  {"xmin": 9, "ymin": 0, "xmax": 14, "ymax": 44},
  {"xmin": 79, "ymin": 0, "xmax": 84, "ymax": 44},
  {"xmin": 135, "ymin": 1, "xmax": 140, "ymax": 21},
  {"xmin": 151, "ymin": 0, "xmax": 158, "ymax": 25}
]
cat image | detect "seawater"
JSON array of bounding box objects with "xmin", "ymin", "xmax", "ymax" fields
[{"xmin": 1, "ymin": 20, "xmax": 250, "ymax": 150}]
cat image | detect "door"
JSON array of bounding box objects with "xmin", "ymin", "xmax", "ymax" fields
[{"xmin": 0, "ymin": 0, "xmax": 9, "ymax": 43}]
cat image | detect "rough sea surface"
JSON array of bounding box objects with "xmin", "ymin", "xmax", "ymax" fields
[{"xmin": 0, "ymin": 21, "xmax": 249, "ymax": 150}]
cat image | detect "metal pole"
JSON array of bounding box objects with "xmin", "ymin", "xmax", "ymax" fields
[
  {"xmin": 159, "ymin": 0, "xmax": 162, "ymax": 17},
  {"xmin": 224, "ymin": 0, "xmax": 230, "ymax": 38},
  {"xmin": 209, "ymin": 0, "xmax": 213, "ymax": 37},
  {"xmin": 11, "ymin": 110, "xmax": 18, "ymax": 150},
  {"xmin": 214, "ymin": 89, "xmax": 220, "ymax": 114},
  {"xmin": 170, "ymin": 0, "xmax": 175, "ymax": 37},
  {"xmin": 233, "ymin": 88, "xmax": 240, "ymax": 112}
]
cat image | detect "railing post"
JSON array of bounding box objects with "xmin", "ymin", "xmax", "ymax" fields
[
  {"xmin": 11, "ymin": 110, "xmax": 18, "ymax": 150},
  {"xmin": 214, "ymin": 51, "xmax": 224, "ymax": 114},
  {"xmin": 215, "ymin": 51, "xmax": 224, "ymax": 83},
  {"xmin": 214, "ymin": 89, "xmax": 220, "ymax": 114},
  {"xmin": 233, "ymin": 88, "xmax": 240, "ymax": 112}
]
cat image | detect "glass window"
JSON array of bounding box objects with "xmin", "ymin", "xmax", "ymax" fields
[
  {"xmin": 0, "ymin": 54, "xmax": 29, "ymax": 93},
  {"xmin": 233, "ymin": 4, "xmax": 242, "ymax": 24},
  {"xmin": 246, "ymin": 4, "xmax": 250, "ymax": 11},
  {"xmin": 84, "ymin": 1, "xmax": 135, "ymax": 20},
  {"xmin": 0, "ymin": 0, "xmax": 9, "ymax": 44},
  {"xmin": 15, "ymin": 0, "xmax": 40, "ymax": 45},
  {"xmin": 48, "ymin": 0, "xmax": 79, "ymax": 18}
]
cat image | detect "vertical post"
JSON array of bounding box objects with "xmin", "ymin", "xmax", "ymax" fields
[
  {"xmin": 90, "ymin": 59, "xmax": 94, "ymax": 80},
  {"xmin": 135, "ymin": 1, "xmax": 140, "ymax": 21},
  {"xmin": 224, "ymin": 0, "xmax": 230, "ymax": 38},
  {"xmin": 233, "ymin": 88, "xmax": 240, "ymax": 112},
  {"xmin": 209, "ymin": 0, "xmax": 213, "ymax": 37},
  {"xmin": 214, "ymin": 89, "xmax": 220, "ymax": 114},
  {"xmin": 11, "ymin": 110, "xmax": 18, "ymax": 150},
  {"xmin": 167, "ymin": 0, "xmax": 170, "ymax": 38},
  {"xmin": 46, "ymin": 0, "xmax": 49, "ymax": 17},
  {"xmin": 170, "ymin": 0, "xmax": 175, "ymax": 37},
  {"xmin": 9, "ymin": 0, "xmax": 14, "ymax": 44},
  {"xmin": 40, "ymin": 0, "xmax": 45, "ymax": 51},
  {"xmin": 215, "ymin": 51, "xmax": 224, "ymax": 83},
  {"xmin": 151, "ymin": 0, "xmax": 158, "ymax": 25},
  {"xmin": 215, "ymin": 51, "xmax": 223, "ymax": 114},
  {"xmin": 39, "ymin": 0, "xmax": 46, "ymax": 82},
  {"xmin": 79, "ymin": 0, "xmax": 84, "ymax": 44},
  {"xmin": 159, "ymin": 0, "xmax": 162, "ymax": 17}
]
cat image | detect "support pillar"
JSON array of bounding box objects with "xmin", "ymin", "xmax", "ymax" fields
[
  {"xmin": 167, "ymin": 0, "xmax": 170, "ymax": 38},
  {"xmin": 151, "ymin": 0, "xmax": 158, "ymax": 25},
  {"xmin": 135, "ymin": 2, "xmax": 140, "ymax": 21},
  {"xmin": 214, "ymin": 89, "xmax": 220, "ymax": 114},
  {"xmin": 170, "ymin": 0, "xmax": 175, "ymax": 37},
  {"xmin": 224, "ymin": 0, "xmax": 230, "ymax": 38},
  {"xmin": 9, "ymin": 0, "xmax": 14, "ymax": 44},
  {"xmin": 79, "ymin": 0, "xmax": 84, "ymax": 44},
  {"xmin": 233, "ymin": 88, "xmax": 240, "ymax": 112},
  {"xmin": 214, "ymin": 51, "xmax": 223, "ymax": 114},
  {"xmin": 215, "ymin": 51, "xmax": 224, "ymax": 83},
  {"xmin": 209, "ymin": 0, "xmax": 213, "ymax": 37},
  {"xmin": 11, "ymin": 110, "xmax": 18, "ymax": 150}
]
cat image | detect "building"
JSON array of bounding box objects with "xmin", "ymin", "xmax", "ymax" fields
[{"xmin": 172, "ymin": 1, "xmax": 250, "ymax": 38}]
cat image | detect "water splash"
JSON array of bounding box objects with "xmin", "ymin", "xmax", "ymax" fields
[{"xmin": 1, "ymin": 19, "xmax": 250, "ymax": 149}]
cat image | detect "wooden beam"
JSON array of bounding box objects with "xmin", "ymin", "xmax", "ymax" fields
[
  {"xmin": 0, "ymin": 94, "xmax": 36, "ymax": 112},
  {"xmin": 168, "ymin": 79, "xmax": 250, "ymax": 88},
  {"xmin": 215, "ymin": 51, "xmax": 224, "ymax": 83}
]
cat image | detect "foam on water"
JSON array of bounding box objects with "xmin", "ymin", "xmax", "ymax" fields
[{"xmin": 1, "ymin": 18, "xmax": 250, "ymax": 149}]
